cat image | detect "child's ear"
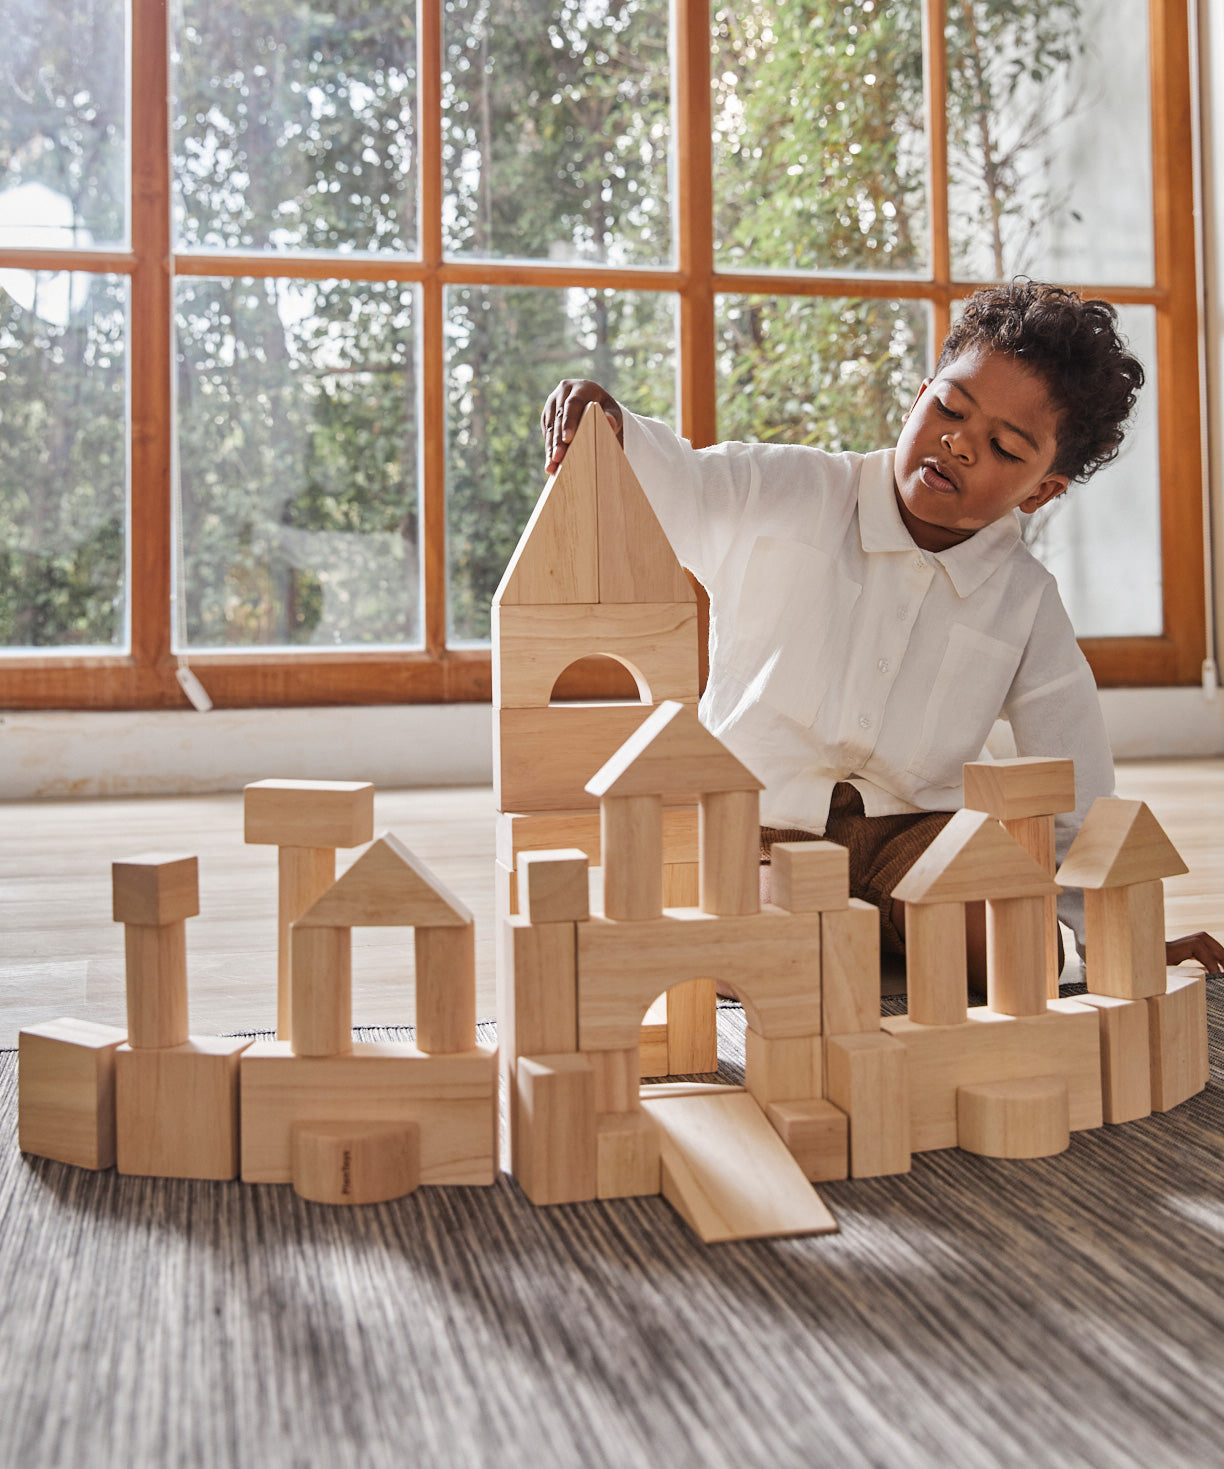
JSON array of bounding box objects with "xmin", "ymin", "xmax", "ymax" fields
[
  {"xmin": 902, "ymin": 378, "xmax": 933, "ymax": 423},
  {"xmin": 1019, "ymin": 473, "xmax": 1069, "ymax": 514}
]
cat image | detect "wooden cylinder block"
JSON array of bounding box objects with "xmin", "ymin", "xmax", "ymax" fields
[
  {"xmin": 904, "ymin": 902, "xmax": 968, "ymax": 1027},
  {"xmin": 1003, "ymin": 814, "xmax": 1060, "ymax": 999},
  {"xmin": 1084, "ymin": 882, "xmax": 1167, "ymax": 1000},
  {"xmin": 290, "ymin": 925, "xmax": 352, "ymax": 1057},
  {"xmin": 124, "ymin": 922, "xmax": 190, "ymax": 1049},
  {"xmin": 986, "ymin": 896, "xmax": 1048, "ymax": 1017},
  {"xmin": 601, "ymin": 794, "xmax": 663, "ymax": 921},
  {"xmin": 277, "ymin": 846, "xmax": 336, "ymax": 1043},
  {"xmin": 291, "ymin": 1121, "xmax": 420, "ymax": 1205},
  {"xmin": 699, "ymin": 789, "xmax": 760, "ymax": 916},
  {"xmin": 414, "ymin": 922, "xmax": 477, "ymax": 1054},
  {"xmin": 957, "ymin": 1075, "xmax": 1070, "ymax": 1159}
]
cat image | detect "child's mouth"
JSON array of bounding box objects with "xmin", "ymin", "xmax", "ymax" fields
[{"xmin": 920, "ymin": 461, "xmax": 958, "ymax": 494}]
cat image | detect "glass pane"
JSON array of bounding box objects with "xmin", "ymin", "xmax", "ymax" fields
[
  {"xmin": 173, "ymin": 0, "xmax": 417, "ymax": 254},
  {"xmin": 947, "ymin": 0, "xmax": 1154, "ymax": 284},
  {"xmin": 713, "ymin": 1, "xmax": 927, "ymax": 273},
  {"xmin": 442, "ymin": 0, "xmax": 671, "ymax": 265},
  {"xmin": 0, "ymin": 0, "xmax": 127, "ymax": 249},
  {"xmin": 446, "ymin": 285, "xmax": 676, "ymax": 641},
  {"xmin": 715, "ymin": 295, "xmax": 929, "ymax": 451},
  {"xmin": 1023, "ymin": 307, "xmax": 1160, "ymax": 637},
  {"xmin": 177, "ymin": 277, "xmax": 420, "ymax": 648},
  {"xmin": 0, "ymin": 272, "xmax": 127, "ymax": 649}
]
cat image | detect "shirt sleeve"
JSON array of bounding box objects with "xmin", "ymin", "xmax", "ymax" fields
[{"xmin": 1002, "ymin": 578, "xmax": 1115, "ymax": 957}]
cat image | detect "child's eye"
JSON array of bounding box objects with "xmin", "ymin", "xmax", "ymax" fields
[
  {"xmin": 993, "ymin": 441, "xmax": 1022, "ymax": 463},
  {"xmin": 935, "ymin": 400, "xmax": 961, "ymax": 419}
]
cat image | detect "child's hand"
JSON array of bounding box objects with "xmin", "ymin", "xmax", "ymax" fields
[
  {"xmin": 540, "ymin": 379, "xmax": 623, "ymax": 475},
  {"xmin": 1166, "ymin": 931, "xmax": 1224, "ymax": 974}
]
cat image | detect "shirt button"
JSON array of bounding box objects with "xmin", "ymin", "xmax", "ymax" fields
[
  {"xmin": 913, "ymin": 554, "xmax": 927, "ymax": 571},
  {"xmin": 877, "ymin": 658, "xmax": 889, "ymax": 673},
  {"xmin": 897, "ymin": 607, "xmax": 909, "ymax": 621},
  {"xmin": 858, "ymin": 714, "xmax": 872, "ymax": 729}
]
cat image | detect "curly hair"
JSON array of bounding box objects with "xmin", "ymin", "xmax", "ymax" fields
[{"xmin": 936, "ymin": 281, "xmax": 1145, "ymax": 483}]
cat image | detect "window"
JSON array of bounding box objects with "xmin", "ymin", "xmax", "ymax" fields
[{"xmin": 0, "ymin": 0, "xmax": 1205, "ymax": 708}]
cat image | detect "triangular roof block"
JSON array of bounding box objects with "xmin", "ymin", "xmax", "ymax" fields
[
  {"xmin": 1055, "ymin": 797, "xmax": 1188, "ymax": 890},
  {"xmin": 892, "ymin": 809, "xmax": 1059, "ymax": 905},
  {"xmin": 493, "ymin": 403, "xmax": 693, "ymax": 608},
  {"xmin": 296, "ymin": 833, "xmax": 472, "ymax": 929},
  {"xmin": 586, "ymin": 700, "xmax": 763, "ymax": 799}
]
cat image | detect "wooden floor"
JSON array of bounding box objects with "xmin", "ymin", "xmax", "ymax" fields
[{"xmin": 1, "ymin": 760, "xmax": 1221, "ymax": 1049}]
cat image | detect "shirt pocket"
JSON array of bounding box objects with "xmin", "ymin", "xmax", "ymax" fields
[
  {"xmin": 906, "ymin": 623, "xmax": 1022, "ymax": 787},
  {"xmin": 727, "ymin": 536, "xmax": 862, "ymax": 727}
]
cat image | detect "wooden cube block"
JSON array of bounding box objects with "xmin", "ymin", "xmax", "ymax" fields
[
  {"xmin": 116, "ymin": 1037, "xmax": 251, "ymax": 1179},
  {"xmin": 516, "ymin": 1054, "xmax": 597, "ymax": 1205},
  {"xmin": 292, "ymin": 1121, "xmax": 420, "ymax": 1205},
  {"xmin": 824, "ymin": 1032, "xmax": 911, "ymax": 1177},
  {"xmin": 821, "ymin": 898, "xmax": 880, "ymax": 1034},
  {"xmin": 243, "ymin": 779, "xmax": 375, "ymax": 849},
  {"xmin": 744, "ymin": 1028, "xmax": 822, "ymax": 1107},
  {"xmin": 18, "ymin": 1018, "xmax": 125, "ymax": 1169},
  {"xmin": 1077, "ymin": 993, "xmax": 1152, "ymax": 1123},
  {"xmin": 597, "ymin": 1110, "xmax": 661, "ymax": 1199},
  {"xmin": 766, "ymin": 1098, "xmax": 849, "ymax": 1182},
  {"xmin": 112, "ymin": 854, "xmax": 199, "ymax": 926},
  {"xmin": 962, "ymin": 757, "xmax": 1076, "ymax": 820},
  {"xmin": 770, "ymin": 842, "xmax": 849, "ymax": 913},
  {"xmin": 1148, "ymin": 972, "xmax": 1209, "ymax": 1111},
  {"xmin": 957, "ymin": 1075, "xmax": 1070, "ymax": 1158},
  {"xmin": 517, "ymin": 849, "xmax": 590, "ymax": 923}
]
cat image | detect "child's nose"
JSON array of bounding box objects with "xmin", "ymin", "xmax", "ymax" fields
[{"xmin": 941, "ymin": 428, "xmax": 973, "ymax": 462}]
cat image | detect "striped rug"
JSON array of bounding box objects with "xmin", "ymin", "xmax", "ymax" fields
[{"xmin": 2, "ymin": 989, "xmax": 1222, "ymax": 1469}]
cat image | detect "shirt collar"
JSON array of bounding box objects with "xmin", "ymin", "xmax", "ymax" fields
[{"xmin": 859, "ymin": 448, "xmax": 1022, "ymax": 598}]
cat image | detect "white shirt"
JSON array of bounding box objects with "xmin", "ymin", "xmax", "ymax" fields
[{"xmin": 622, "ymin": 411, "xmax": 1115, "ymax": 947}]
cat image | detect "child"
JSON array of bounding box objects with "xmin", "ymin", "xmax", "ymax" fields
[{"xmin": 540, "ymin": 281, "xmax": 1224, "ymax": 978}]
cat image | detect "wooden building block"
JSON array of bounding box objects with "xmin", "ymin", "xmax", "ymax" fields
[
  {"xmin": 892, "ymin": 809, "xmax": 1059, "ymax": 905},
  {"xmin": 578, "ymin": 909, "xmax": 821, "ymax": 1049},
  {"xmin": 414, "ymin": 922, "xmax": 477, "ymax": 1055},
  {"xmin": 662, "ymin": 859, "xmax": 699, "ymax": 907},
  {"xmin": 123, "ymin": 922, "xmax": 190, "ymax": 1050},
  {"xmin": 1056, "ymin": 797, "xmax": 1188, "ymax": 890},
  {"xmin": 770, "ymin": 842, "xmax": 849, "ymax": 913},
  {"xmin": 824, "ymin": 1033, "xmax": 911, "ymax": 1177},
  {"xmin": 600, "ymin": 794, "xmax": 663, "ymax": 921},
  {"xmin": 766, "ymin": 1098, "xmax": 849, "ymax": 1182},
  {"xmin": 821, "ymin": 898, "xmax": 879, "ymax": 1035},
  {"xmin": 1148, "ymin": 972, "xmax": 1209, "ymax": 1111},
  {"xmin": 1077, "ymin": 993, "xmax": 1152, "ymax": 1123},
  {"xmin": 493, "ymin": 602, "xmax": 698, "ymax": 709},
  {"xmin": 639, "ymin": 992, "xmax": 670, "ymax": 1078},
  {"xmin": 664, "ymin": 978, "xmax": 718, "ymax": 1074},
  {"xmin": 962, "ymin": 757, "xmax": 1076, "ymax": 820},
  {"xmin": 744, "ymin": 1029, "xmax": 822, "ymax": 1107},
  {"xmin": 985, "ymin": 894, "xmax": 1049, "ymax": 1017},
  {"xmin": 292, "ymin": 1121, "xmax": 420, "ymax": 1205},
  {"xmin": 1083, "ymin": 882, "xmax": 1168, "ymax": 1000},
  {"xmin": 243, "ymin": 779, "xmax": 375, "ymax": 850},
  {"xmin": 240, "ymin": 1042, "xmax": 498, "ymax": 1185},
  {"xmin": 881, "ymin": 1000, "xmax": 1102, "ymax": 1151},
  {"xmin": 586, "ymin": 699, "xmax": 762, "ymax": 801},
  {"xmin": 698, "ymin": 789, "xmax": 761, "ymax": 917},
  {"xmin": 116, "ymin": 1036, "xmax": 250, "ymax": 1179},
  {"xmin": 588, "ymin": 1046, "xmax": 640, "ymax": 1113},
  {"xmin": 642, "ymin": 1088, "xmax": 838, "ymax": 1242},
  {"xmin": 277, "ymin": 846, "xmax": 335, "ymax": 1042},
  {"xmin": 597, "ymin": 1111, "xmax": 661, "ymax": 1198},
  {"xmin": 1000, "ymin": 814, "xmax": 1060, "ymax": 999},
  {"xmin": 112, "ymin": 853, "xmax": 199, "ymax": 926},
  {"xmin": 498, "ymin": 917, "xmax": 578, "ymax": 1062},
  {"xmin": 495, "ymin": 703, "xmax": 667, "ymax": 813},
  {"xmin": 515, "ymin": 1053, "xmax": 597, "ymax": 1205},
  {"xmin": 496, "ymin": 806, "xmax": 698, "ymax": 870},
  {"xmin": 957, "ymin": 1075, "xmax": 1070, "ymax": 1158},
  {"xmin": 517, "ymin": 849, "xmax": 590, "ymax": 924},
  {"xmin": 904, "ymin": 901, "xmax": 967, "ymax": 1028},
  {"xmin": 18, "ymin": 1018, "xmax": 125, "ymax": 1169},
  {"xmin": 290, "ymin": 924, "xmax": 352, "ymax": 1058},
  {"xmin": 297, "ymin": 834, "xmax": 471, "ymax": 930}
]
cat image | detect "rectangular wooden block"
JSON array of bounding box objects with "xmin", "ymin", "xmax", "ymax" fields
[
  {"xmin": 112, "ymin": 854, "xmax": 199, "ymax": 926},
  {"xmin": 904, "ymin": 900, "xmax": 968, "ymax": 1027},
  {"xmin": 1148, "ymin": 972, "xmax": 1209, "ymax": 1111},
  {"xmin": 243, "ymin": 779, "xmax": 376, "ymax": 849},
  {"xmin": 517, "ymin": 849, "xmax": 591, "ymax": 923},
  {"xmin": 116, "ymin": 1037, "xmax": 251, "ymax": 1179},
  {"xmin": 18, "ymin": 1019, "xmax": 126, "ymax": 1170},
  {"xmin": 770, "ymin": 842, "xmax": 849, "ymax": 913},
  {"xmin": 824, "ymin": 1033, "xmax": 911, "ymax": 1178},
  {"xmin": 766, "ymin": 1099, "xmax": 849, "ymax": 1182},
  {"xmin": 496, "ymin": 807, "xmax": 698, "ymax": 869},
  {"xmin": 881, "ymin": 1000, "xmax": 1103, "ymax": 1151},
  {"xmin": 639, "ymin": 992, "xmax": 670, "ymax": 1078},
  {"xmin": 578, "ymin": 908, "xmax": 821, "ymax": 1050},
  {"xmin": 515, "ymin": 1053, "xmax": 597, "ymax": 1205},
  {"xmin": 240, "ymin": 1042, "xmax": 498, "ymax": 1185},
  {"xmin": 494, "ymin": 704, "xmax": 671, "ymax": 813},
  {"xmin": 498, "ymin": 917, "xmax": 578, "ymax": 1062},
  {"xmin": 588, "ymin": 1046, "xmax": 640, "ymax": 1113},
  {"xmin": 665, "ymin": 977, "xmax": 718, "ymax": 1075},
  {"xmin": 822, "ymin": 898, "xmax": 880, "ymax": 1034},
  {"xmin": 1077, "ymin": 993, "xmax": 1152, "ymax": 1123},
  {"xmin": 744, "ymin": 1029, "xmax": 823, "ymax": 1107},
  {"xmin": 597, "ymin": 1110, "xmax": 661, "ymax": 1199},
  {"xmin": 641, "ymin": 1088, "xmax": 838, "ymax": 1242},
  {"xmin": 962, "ymin": 757, "xmax": 1076, "ymax": 820}
]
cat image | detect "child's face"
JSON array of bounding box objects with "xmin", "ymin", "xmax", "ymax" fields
[{"xmin": 892, "ymin": 347, "xmax": 1069, "ymax": 553}]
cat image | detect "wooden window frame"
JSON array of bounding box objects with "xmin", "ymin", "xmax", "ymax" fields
[{"xmin": 0, "ymin": 0, "xmax": 1204, "ymax": 710}]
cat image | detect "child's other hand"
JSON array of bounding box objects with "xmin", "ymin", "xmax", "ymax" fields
[
  {"xmin": 1165, "ymin": 931, "xmax": 1224, "ymax": 974},
  {"xmin": 541, "ymin": 379, "xmax": 623, "ymax": 475}
]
